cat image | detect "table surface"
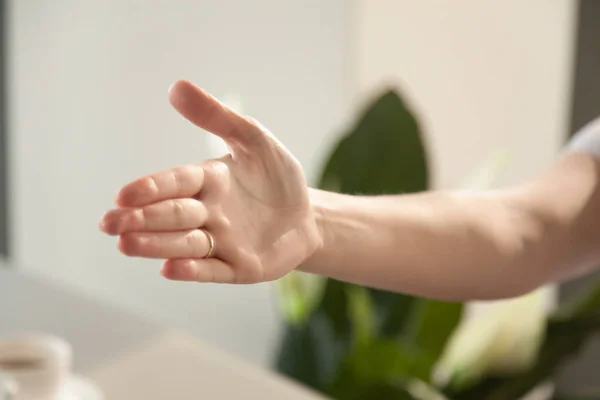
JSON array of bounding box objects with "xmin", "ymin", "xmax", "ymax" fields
[
  {"xmin": 4, "ymin": 262, "xmax": 597, "ymax": 398},
  {"xmin": 0, "ymin": 264, "xmax": 323, "ymax": 399},
  {"xmin": 89, "ymin": 332, "xmax": 324, "ymax": 400},
  {"xmin": 0, "ymin": 266, "xmax": 162, "ymax": 372}
]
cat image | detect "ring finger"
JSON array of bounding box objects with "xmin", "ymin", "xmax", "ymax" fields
[{"xmin": 118, "ymin": 229, "xmax": 213, "ymax": 259}]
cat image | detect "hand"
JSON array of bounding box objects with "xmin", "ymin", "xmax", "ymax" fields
[{"xmin": 100, "ymin": 80, "xmax": 322, "ymax": 284}]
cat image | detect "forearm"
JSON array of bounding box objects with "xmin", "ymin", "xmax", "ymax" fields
[{"xmin": 301, "ymin": 153, "xmax": 600, "ymax": 301}]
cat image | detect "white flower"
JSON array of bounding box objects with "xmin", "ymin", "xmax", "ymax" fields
[{"xmin": 435, "ymin": 288, "xmax": 549, "ymax": 389}]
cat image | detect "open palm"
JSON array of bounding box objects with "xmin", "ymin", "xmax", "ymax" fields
[{"xmin": 100, "ymin": 80, "xmax": 322, "ymax": 283}]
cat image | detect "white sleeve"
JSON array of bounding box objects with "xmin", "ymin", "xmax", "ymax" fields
[{"xmin": 566, "ymin": 117, "xmax": 600, "ymax": 159}]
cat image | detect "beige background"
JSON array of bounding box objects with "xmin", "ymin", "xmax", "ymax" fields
[{"xmin": 352, "ymin": 0, "xmax": 577, "ymax": 189}]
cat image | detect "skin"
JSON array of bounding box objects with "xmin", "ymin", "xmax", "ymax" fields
[
  {"xmin": 100, "ymin": 80, "xmax": 320, "ymax": 284},
  {"xmin": 99, "ymin": 80, "xmax": 600, "ymax": 301}
]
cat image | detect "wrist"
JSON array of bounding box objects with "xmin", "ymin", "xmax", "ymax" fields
[{"xmin": 299, "ymin": 188, "xmax": 338, "ymax": 273}]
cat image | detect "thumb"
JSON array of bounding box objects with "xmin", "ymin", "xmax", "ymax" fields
[{"xmin": 168, "ymin": 80, "xmax": 264, "ymax": 147}]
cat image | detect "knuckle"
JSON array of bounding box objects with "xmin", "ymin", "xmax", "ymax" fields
[
  {"xmin": 198, "ymin": 166, "xmax": 220, "ymax": 196},
  {"xmin": 219, "ymin": 218, "xmax": 232, "ymax": 231},
  {"xmin": 144, "ymin": 176, "xmax": 160, "ymax": 198},
  {"xmin": 118, "ymin": 233, "xmax": 141, "ymax": 256},
  {"xmin": 171, "ymin": 200, "xmax": 186, "ymax": 223},
  {"xmin": 247, "ymin": 116, "xmax": 274, "ymax": 137},
  {"xmin": 195, "ymin": 201, "xmax": 208, "ymax": 224},
  {"xmin": 212, "ymin": 214, "xmax": 231, "ymax": 230},
  {"xmin": 131, "ymin": 208, "xmax": 146, "ymax": 230},
  {"xmin": 238, "ymin": 260, "xmax": 264, "ymax": 284},
  {"xmin": 119, "ymin": 233, "xmax": 155, "ymax": 256},
  {"xmin": 194, "ymin": 264, "xmax": 214, "ymax": 283},
  {"xmin": 187, "ymin": 230, "xmax": 204, "ymax": 257},
  {"xmin": 201, "ymin": 161, "xmax": 227, "ymax": 183},
  {"xmin": 170, "ymin": 168, "xmax": 184, "ymax": 194}
]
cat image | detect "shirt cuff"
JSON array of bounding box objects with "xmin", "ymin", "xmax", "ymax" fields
[{"xmin": 566, "ymin": 116, "xmax": 600, "ymax": 159}]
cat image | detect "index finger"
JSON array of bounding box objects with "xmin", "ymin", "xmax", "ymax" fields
[{"xmin": 116, "ymin": 164, "xmax": 204, "ymax": 207}]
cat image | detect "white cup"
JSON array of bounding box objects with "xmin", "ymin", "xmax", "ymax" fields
[
  {"xmin": 0, "ymin": 372, "xmax": 19, "ymax": 399},
  {"xmin": 0, "ymin": 334, "xmax": 72, "ymax": 400}
]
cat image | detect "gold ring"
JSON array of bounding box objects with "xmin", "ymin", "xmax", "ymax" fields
[{"xmin": 200, "ymin": 229, "xmax": 215, "ymax": 259}]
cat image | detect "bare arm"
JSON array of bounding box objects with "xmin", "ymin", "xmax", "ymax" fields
[
  {"xmin": 301, "ymin": 149, "xmax": 600, "ymax": 301},
  {"xmin": 101, "ymin": 81, "xmax": 600, "ymax": 302}
]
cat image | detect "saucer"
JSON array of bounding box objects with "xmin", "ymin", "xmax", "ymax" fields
[{"xmin": 57, "ymin": 375, "xmax": 103, "ymax": 400}]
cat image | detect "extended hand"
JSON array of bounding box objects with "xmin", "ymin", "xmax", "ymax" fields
[{"xmin": 100, "ymin": 80, "xmax": 322, "ymax": 284}]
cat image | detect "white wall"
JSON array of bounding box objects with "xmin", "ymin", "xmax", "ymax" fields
[
  {"xmin": 8, "ymin": 0, "xmax": 580, "ymax": 369},
  {"xmin": 353, "ymin": 0, "xmax": 578, "ymax": 189},
  {"xmin": 8, "ymin": 0, "xmax": 350, "ymax": 366}
]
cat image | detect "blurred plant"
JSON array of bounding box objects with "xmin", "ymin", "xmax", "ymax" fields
[
  {"xmin": 435, "ymin": 290, "xmax": 548, "ymax": 390},
  {"xmin": 273, "ymin": 88, "xmax": 600, "ymax": 400}
]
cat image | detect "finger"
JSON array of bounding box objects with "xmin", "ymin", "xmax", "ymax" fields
[
  {"xmin": 118, "ymin": 229, "xmax": 210, "ymax": 259},
  {"xmin": 168, "ymin": 80, "xmax": 264, "ymax": 147},
  {"xmin": 100, "ymin": 198, "xmax": 207, "ymax": 235},
  {"xmin": 116, "ymin": 164, "xmax": 204, "ymax": 207},
  {"xmin": 161, "ymin": 258, "xmax": 236, "ymax": 284}
]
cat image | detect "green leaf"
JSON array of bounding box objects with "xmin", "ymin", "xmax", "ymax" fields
[
  {"xmin": 274, "ymin": 307, "xmax": 353, "ymax": 391},
  {"xmin": 328, "ymin": 339, "xmax": 430, "ymax": 399},
  {"xmin": 405, "ymin": 299, "xmax": 464, "ymax": 376},
  {"xmin": 346, "ymin": 285, "xmax": 377, "ymax": 347},
  {"xmin": 318, "ymin": 278, "xmax": 353, "ymax": 338},
  {"xmin": 315, "ymin": 88, "xmax": 430, "ymax": 342},
  {"xmin": 553, "ymin": 278, "xmax": 600, "ymax": 320},
  {"xmin": 275, "ymin": 271, "xmax": 326, "ymax": 326},
  {"xmin": 370, "ymin": 289, "xmax": 416, "ymax": 338},
  {"xmin": 348, "ymin": 340, "xmax": 421, "ymax": 383},
  {"xmin": 275, "ymin": 278, "xmax": 357, "ymax": 388},
  {"xmin": 274, "ymin": 278, "xmax": 353, "ymax": 392},
  {"xmin": 274, "ymin": 318, "xmax": 322, "ymax": 389},
  {"xmin": 316, "ymin": 89, "xmax": 428, "ymax": 195},
  {"xmin": 350, "ymin": 382, "xmax": 420, "ymax": 400}
]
